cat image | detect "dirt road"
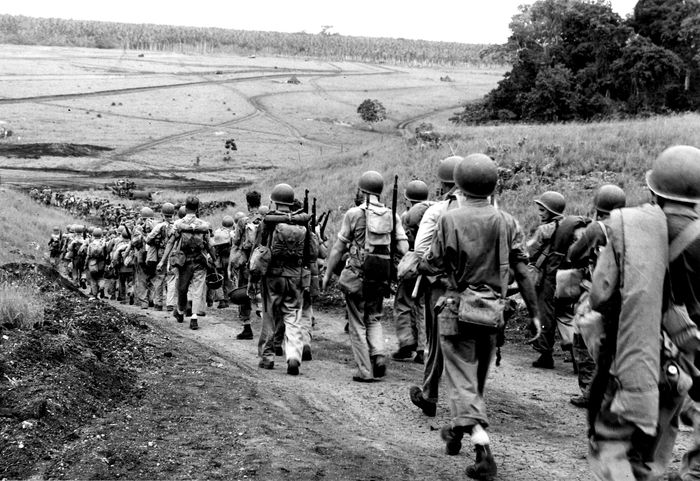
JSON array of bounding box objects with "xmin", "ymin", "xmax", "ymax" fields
[{"xmin": 45, "ymin": 298, "xmax": 634, "ymax": 481}]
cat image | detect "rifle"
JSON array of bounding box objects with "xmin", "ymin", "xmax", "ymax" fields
[
  {"xmin": 390, "ymin": 175, "xmax": 398, "ymax": 283},
  {"xmin": 303, "ymin": 189, "xmax": 309, "ymax": 213},
  {"xmin": 320, "ymin": 210, "xmax": 330, "ymax": 241}
]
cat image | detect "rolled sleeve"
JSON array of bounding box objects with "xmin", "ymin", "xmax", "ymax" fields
[
  {"xmin": 508, "ymin": 218, "xmax": 530, "ymax": 266},
  {"xmin": 414, "ymin": 203, "xmax": 444, "ymax": 257},
  {"xmin": 337, "ymin": 210, "xmax": 355, "ymax": 245}
]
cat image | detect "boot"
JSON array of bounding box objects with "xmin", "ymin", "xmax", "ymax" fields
[
  {"xmin": 413, "ymin": 351, "xmax": 425, "ymax": 364},
  {"xmin": 217, "ymin": 300, "xmax": 229, "ymax": 309},
  {"xmin": 409, "ymin": 386, "xmax": 436, "ymax": 417},
  {"xmin": 189, "ymin": 318, "xmax": 199, "ymax": 330},
  {"xmin": 392, "ymin": 343, "xmax": 417, "ymax": 360},
  {"xmin": 371, "ymin": 355, "xmax": 386, "ymax": 378},
  {"xmin": 287, "ymin": 359, "xmax": 300, "ymax": 376},
  {"xmin": 302, "ymin": 345, "xmax": 312, "ymax": 361},
  {"xmin": 570, "ymin": 395, "xmax": 589, "ymax": 408},
  {"xmin": 236, "ymin": 325, "xmax": 253, "ymax": 340},
  {"xmin": 440, "ymin": 426, "xmax": 463, "ymax": 455},
  {"xmin": 532, "ymin": 352, "xmax": 554, "ymax": 369},
  {"xmin": 465, "ymin": 444, "xmax": 497, "ymax": 481}
]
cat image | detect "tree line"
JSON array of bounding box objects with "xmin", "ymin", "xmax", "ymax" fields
[
  {"xmin": 451, "ymin": 0, "xmax": 700, "ymax": 123},
  {"xmin": 0, "ymin": 14, "xmax": 500, "ymax": 67}
]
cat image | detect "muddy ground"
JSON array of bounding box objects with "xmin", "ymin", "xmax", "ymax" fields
[{"xmin": 0, "ymin": 263, "xmax": 692, "ymax": 480}]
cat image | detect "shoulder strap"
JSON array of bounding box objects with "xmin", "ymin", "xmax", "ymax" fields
[
  {"xmin": 669, "ymin": 219, "xmax": 700, "ymax": 263},
  {"xmin": 498, "ymin": 212, "xmax": 509, "ymax": 299},
  {"xmin": 597, "ymin": 220, "xmax": 609, "ymax": 246}
]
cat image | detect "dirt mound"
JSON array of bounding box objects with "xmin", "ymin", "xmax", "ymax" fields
[
  {"xmin": 0, "ymin": 263, "xmax": 156, "ymax": 479},
  {"xmin": 0, "ymin": 143, "xmax": 113, "ymax": 159}
]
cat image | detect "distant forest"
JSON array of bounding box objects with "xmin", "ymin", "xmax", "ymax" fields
[{"xmin": 0, "ymin": 15, "xmax": 503, "ymax": 67}]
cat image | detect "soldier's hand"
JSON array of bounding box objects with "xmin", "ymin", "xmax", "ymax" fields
[{"xmin": 526, "ymin": 316, "xmax": 543, "ymax": 344}]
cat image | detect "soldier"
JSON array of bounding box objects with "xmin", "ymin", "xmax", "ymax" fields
[
  {"xmin": 255, "ymin": 184, "xmax": 317, "ymax": 375},
  {"xmin": 589, "ymin": 146, "xmax": 700, "ymax": 480},
  {"xmin": 48, "ymin": 226, "xmax": 62, "ymax": 268},
  {"xmin": 85, "ymin": 228, "xmax": 107, "ymax": 300},
  {"xmin": 158, "ymin": 196, "xmax": 217, "ymax": 330},
  {"xmin": 393, "ymin": 179, "xmax": 432, "ymax": 364},
  {"xmin": 112, "ymin": 225, "xmax": 135, "ymax": 304},
  {"xmin": 146, "ymin": 202, "xmax": 176, "ymax": 311},
  {"xmin": 566, "ymin": 184, "xmax": 626, "ymax": 408},
  {"xmin": 231, "ymin": 190, "xmax": 264, "ymax": 340},
  {"xmin": 323, "ymin": 171, "xmax": 409, "ymax": 382},
  {"xmin": 418, "ymin": 154, "xmax": 541, "ymax": 481},
  {"xmin": 212, "ymin": 216, "xmax": 235, "ymax": 309},
  {"xmin": 528, "ymin": 191, "xmax": 588, "ymax": 369},
  {"xmin": 133, "ymin": 207, "xmax": 156, "ymax": 310},
  {"xmin": 409, "ymin": 155, "xmax": 464, "ymax": 415}
]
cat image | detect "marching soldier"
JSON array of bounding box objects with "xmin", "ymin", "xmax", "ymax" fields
[
  {"xmin": 133, "ymin": 207, "xmax": 156, "ymax": 310},
  {"xmin": 146, "ymin": 203, "xmax": 176, "ymax": 311}
]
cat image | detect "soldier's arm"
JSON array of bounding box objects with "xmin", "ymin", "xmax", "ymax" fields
[
  {"xmin": 322, "ymin": 238, "xmax": 348, "ymax": 290},
  {"xmin": 158, "ymin": 232, "xmax": 176, "ymax": 270},
  {"xmin": 509, "ymin": 219, "xmax": 542, "ymax": 341}
]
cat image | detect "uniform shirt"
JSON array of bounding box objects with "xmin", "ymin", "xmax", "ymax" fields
[
  {"xmin": 402, "ymin": 201, "xmax": 433, "ymax": 251},
  {"xmin": 419, "ymin": 197, "xmax": 528, "ymax": 292},
  {"xmin": 337, "ymin": 199, "xmax": 408, "ymax": 266},
  {"xmin": 665, "ymin": 203, "xmax": 700, "ymax": 321},
  {"xmin": 413, "ymin": 191, "xmax": 466, "ymax": 258},
  {"xmin": 568, "ymin": 220, "xmax": 609, "ymax": 269}
]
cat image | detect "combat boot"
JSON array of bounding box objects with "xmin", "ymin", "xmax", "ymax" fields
[
  {"xmin": 392, "ymin": 343, "xmax": 417, "ymax": 360},
  {"xmin": 409, "ymin": 386, "xmax": 436, "ymax": 417},
  {"xmin": 287, "ymin": 359, "xmax": 300, "ymax": 376},
  {"xmin": 302, "ymin": 345, "xmax": 312, "ymax": 361},
  {"xmin": 413, "ymin": 351, "xmax": 425, "ymax": 364},
  {"xmin": 236, "ymin": 325, "xmax": 253, "ymax": 340},
  {"xmin": 371, "ymin": 355, "xmax": 386, "ymax": 378},
  {"xmin": 440, "ymin": 425, "xmax": 463, "ymax": 455},
  {"xmin": 465, "ymin": 444, "xmax": 497, "ymax": 481},
  {"xmin": 532, "ymin": 352, "xmax": 554, "ymax": 369},
  {"xmin": 189, "ymin": 318, "xmax": 199, "ymax": 330}
]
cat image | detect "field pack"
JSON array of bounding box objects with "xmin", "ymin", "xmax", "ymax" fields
[
  {"xmin": 177, "ymin": 219, "xmax": 208, "ymax": 257},
  {"xmin": 270, "ymin": 223, "xmax": 307, "ymax": 264},
  {"xmin": 240, "ymin": 213, "xmax": 263, "ymax": 251},
  {"xmin": 361, "ymin": 204, "xmax": 393, "ymax": 283}
]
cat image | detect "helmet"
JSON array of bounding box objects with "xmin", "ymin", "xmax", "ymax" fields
[
  {"xmin": 178, "ymin": 206, "xmax": 187, "ymax": 218},
  {"xmin": 140, "ymin": 207, "xmax": 154, "ymax": 218},
  {"xmin": 52, "ymin": 226, "xmax": 60, "ymax": 233},
  {"xmin": 234, "ymin": 211, "xmax": 246, "ymax": 221},
  {"xmin": 258, "ymin": 205, "xmax": 270, "ymax": 215},
  {"xmin": 535, "ymin": 191, "xmax": 566, "ymax": 216},
  {"xmin": 358, "ymin": 171, "xmax": 384, "ymax": 196},
  {"xmin": 270, "ymin": 183, "xmax": 295, "ymax": 206},
  {"xmin": 222, "ymin": 215, "xmax": 235, "ymax": 228},
  {"xmin": 67, "ymin": 224, "xmax": 75, "ymax": 233},
  {"xmin": 161, "ymin": 202, "xmax": 175, "ymax": 217},
  {"xmin": 119, "ymin": 225, "xmax": 130, "ymax": 238},
  {"xmin": 74, "ymin": 224, "xmax": 85, "ymax": 234},
  {"xmin": 646, "ymin": 145, "xmax": 700, "ymax": 203},
  {"xmin": 594, "ymin": 184, "xmax": 626, "ymax": 213},
  {"xmin": 86, "ymin": 226, "xmax": 94, "ymax": 235},
  {"xmin": 404, "ymin": 180, "xmax": 429, "ymax": 202},
  {"xmin": 437, "ymin": 156, "xmax": 463, "ymax": 183},
  {"xmin": 212, "ymin": 229, "xmax": 230, "ymax": 246},
  {"xmin": 454, "ymin": 154, "xmax": 498, "ymax": 198},
  {"xmin": 92, "ymin": 228, "xmax": 103, "ymax": 238}
]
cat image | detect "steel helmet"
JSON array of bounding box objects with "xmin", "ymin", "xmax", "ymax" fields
[
  {"xmin": 234, "ymin": 211, "xmax": 246, "ymax": 221},
  {"xmin": 404, "ymin": 180, "xmax": 429, "ymax": 202},
  {"xmin": 222, "ymin": 215, "xmax": 235, "ymax": 228},
  {"xmin": 74, "ymin": 224, "xmax": 85, "ymax": 234},
  {"xmin": 178, "ymin": 206, "xmax": 187, "ymax": 218},
  {"xmin": 161, "ymin": 202, "xmax": 175, "ymax": 217},
  {"xmin": 535, "ymin": 191, "xmax": 566, "ymax": 216},
  {"xmin": 454, "ymin": 154, "xmax": 498, "ymax": 198},
  {"xmin": 86, "ymin": 226, "xmax": 95, "ymax": 235},
  {"xmin": 437, "ymin": 155, "xmax": 463, "ymax": 183},
  {"xmin": 258, "ymin": 205, "xmax": 270, "ymax": 215},
  {"xmin": 594, "ymin": 184, "xmax": 626, "ymax": 213},
  {"xmin": 52, "ymin": 226, "xmax": 60, "ymax": 233},
  {"xmin": 92, "ymin": 228, "xmax": 103, "ymax": 238},
  {"xmin": 140, "ymin": 206, "xmax": 154, "ymax": 218},
  {"xmin": 270, "ymin": 183, "xmax": 295, "ymax": 206},
  {"xmin": 119, "ymin": 225, "xmax": 130, "ymax": 238},
  {"xmin": 646, "ymin": 145, "xmax": 700, "ymax": 203},
  {"xmin": 358, "ymin": 171, "xmax": 384, "ymax": 196}
]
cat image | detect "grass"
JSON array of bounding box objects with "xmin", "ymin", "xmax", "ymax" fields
[
  {"xmin": 0, "ymin": 187, "xmax": 85, "ymax": 264},
  {"xmin": 0, "ymin": 283, "xmax": 43, "ymax": 329}
]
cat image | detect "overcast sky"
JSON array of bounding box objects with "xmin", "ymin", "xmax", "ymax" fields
[{"xmin": 2, "ymin": 0, "xmax": 640, "ymax": 44}]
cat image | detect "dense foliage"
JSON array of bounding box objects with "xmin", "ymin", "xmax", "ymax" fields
[
  {"xmin": 451, "ymin": 0, "xmax": 700, "ymax": 123},
  {"xmin": 357, "ymin": 99, "xmax": 387, "ymax": 125},
  {"xmin": 0, "ymin": 14, "xmax": 498, "ymax": 67}
]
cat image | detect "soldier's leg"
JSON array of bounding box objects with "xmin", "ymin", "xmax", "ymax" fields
[
  {"xmin": 531, "ymin": 278, "xmax": 557, "ymax": 366},
  {"xmin": 680, "ymin": 398, "xmax": 700, "ymax": 480},
  {"xmin": 177, "ymin": 265, "xmax": 194, "ymax": 315},
  {"xmin": 346, "ymin": 292, "xmax": 373, "ymax": 380},
  {"xmin": 414, "ymin": 288, "xmax": 426, "ymax": 355},
  {"xmin": 573, "ymin": 333, "xmax": 596, "ymax": 400},
  {"xmin": 393, "ymin": 278, "xmax": 418, "ymax": 355},
  {"xmin": 260, "ymin": 277, "xmax": 283, "ymax": 365},
  {"xmin": 152, "ymin": 271, "xmax": 165, "ymax": 308},
  {"xmin": 300, "ymin": 290, "xmax": 313, "ymax": 351},
  {"xmin": 134, "ymin": 264, "xmax": 149, "ymax": 308},
  {"xmin": 189, "ymin": 267, "xmax": 207, "ymax": 320},
  {"xmin": 89, "ymin": 273, "xmax": 101, "ymax": 298},
  {"xmin": 239, "ymin": 268, "xmax": 252, "ymax": 324},
  {"xmin": 281, "ymin": 278, "xmax": 304, "ymax": 367},
  {"xmin": 166, "ymin": 268, "xmax": 177, "ymax": 309},
  {"xmin": 423, "ymin": 284, "xmax": 446, "ymax": 402}
]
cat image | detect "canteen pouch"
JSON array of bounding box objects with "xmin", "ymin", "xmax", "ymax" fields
[
  {"xmin": 573, "ymin": 292, "xmax": 604, "ymax": 360},
  {"xmin": 249, "ymin": 245, "xmax": 271, "ymax": 277},
  {"xmin": 338, "ymin": 265, "xmax": 363, "ymax": 295},
  {"xmin": 457, "ymin": 286, "xmax": 506, "ymax": 331},
  {"xmin": 436, "ymin": 294, "xmax": 460, "ymax": 336},
  {"xmin": 397, "ymin": 250, "xmax": 420, "ymax": 281},
  {"xmin": 555, "ymin": 268, "xmax": 585, "ymax": 300}
]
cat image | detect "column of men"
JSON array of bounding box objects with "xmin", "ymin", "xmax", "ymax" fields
[{"xmin": 47, "ymin": 145, "xmax": 700, "ymax": 481}]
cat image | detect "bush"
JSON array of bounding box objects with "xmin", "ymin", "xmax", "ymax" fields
[
  {"xmin": 0, "ymin": 284, "xmax": 43, "ymax": 329},
  {"xmin": 357, "ymin": 99, "xmax": 387, "ymax": 125}
]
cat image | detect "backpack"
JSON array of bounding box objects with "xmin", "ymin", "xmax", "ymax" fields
[
  {"xmin": 361, "ymin": 204, "xmax": 393, "ymax": 283},
  {"xmin": 49, "ymin": 234, "xmax": 61, "ymax": 256},
  {"xmin": 240, "ymin": 213, "xmax": 263, "ymax": 251},
  {"xmin": 177, "ymin": 218, "xmax": 208, "ymax": 257},
  {"xmin": 270, "ymin": 223, "xmax": 307, "ymax": 264},
  {"xmin": 87, "ymin": 240, "xmax": 104, "ymax": 261}
]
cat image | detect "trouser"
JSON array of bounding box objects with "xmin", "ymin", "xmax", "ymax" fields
[
  {"xmin": 532, "ymin": 276, "xmax": 557, "ymax": 354},
  {"xmin": 89, "ymin": 271, "xmax": 103, "ymax": 297},
  {"xmin": 117, "ymin": 271, "xmax": 133, "ymax": 300},
  {"xmin": 177, "ymin": 261, "xmax": 206, "ymax": 317},
  {"xmin": 166, "ymin": 268, "xmax": 177, "ymax": 308},
  {"xmin": 238, "ymin": 266, "xmax": 252, "ymax": 324},
  {"xmin": 300, "ymin": 289, "xmax": 313, "ymax": 349},
  {"xmin": 49, "ymin": 255, "xmax": 60, "ymax": 268},
  {"xmin": 441, "ymin": 323, "xmax": 496, "ymax": 430},
  {"xmin": 421, "ymin": 281, "xmax": 446, "ymax": 403},
  {"xmin": 103, "ymin": 277, "xmax": 116, "ymax": 297},
  {"xmin": 589, "ymin": 379, "xmax": 684, "ymax": 481},
  {"xmin": 345, "ymin": 281, "xmax": 385, "ymax": 380},
  {"xmin": 393, "ymin": 277, "xmax": 426, "ymax": 352},
  {"xmin": 134, "ymin": 263, "xmax": 155, "ymax": 307},
  {"xmin": 681, "ymin": 397, "xmax": 700, "ymax": 480},
  {"xmin": 151, "ymin": 269, "xmax": 166, "ymax": 307},
  {"xmin": 260, "ymin": 276, "xmax": 304, "ymax": 364},
  {"xmin": 258, "ymin": 315, "xmax": 285, "ymax": 357},
  {"xmin": 573, "ymin": 333, "xmax": 596, "ymax": 397}
]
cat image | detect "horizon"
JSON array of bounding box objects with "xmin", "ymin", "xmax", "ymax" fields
[{"xmin": 1, "ymin": 0, "xmax": 639, "ymax": 45}]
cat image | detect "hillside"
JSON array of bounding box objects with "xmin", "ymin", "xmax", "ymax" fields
[{"xmin": 0, "ymin": 14, "xmax": 499, "ymax": 66}]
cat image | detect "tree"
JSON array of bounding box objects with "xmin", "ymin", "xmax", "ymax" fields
[{"xmin": 357, "ymin": 99, "xmax": 387, "ymax": 126}]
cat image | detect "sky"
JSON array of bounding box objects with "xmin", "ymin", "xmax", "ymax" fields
[{"xmin": 1, "ymin": 0, "xmax": 640, "ymax": 44}]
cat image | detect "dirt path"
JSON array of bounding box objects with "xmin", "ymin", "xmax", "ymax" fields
[{"xmin": 77, "ymin": 299, "xmax": 605, "ymax": 480}]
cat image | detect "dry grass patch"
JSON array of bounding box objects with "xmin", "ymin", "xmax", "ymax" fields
[{"xmin": 0, "ymin": 283, "xmax": 43, "ymax": 329}]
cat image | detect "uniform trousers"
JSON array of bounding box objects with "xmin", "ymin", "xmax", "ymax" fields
[
  {"xmin": 421, "ymin": 281, "xmax": 445, "ymax": 403},
  {"xmin": 134, "ymin": 263, "xmax": 155, "ymax": 307},
  {"xmin": 345, "ymin": 281, "xmax": 385, "ymax": 380},
  {"xmin": 260, "ymin": 275, "xmax": 304, "ymax": 364},
  {"xmin": 176, "ymin": 261, "xmax": 206, "ymax": 316},
  {"xmin": 393, "ymin": 277, "xmax": 426, "ymax": 352}
]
